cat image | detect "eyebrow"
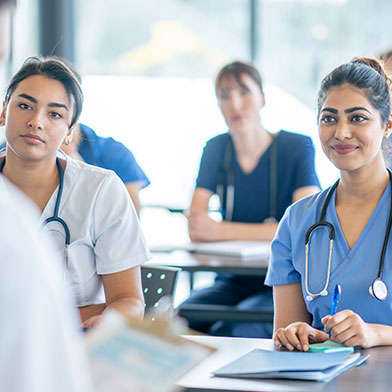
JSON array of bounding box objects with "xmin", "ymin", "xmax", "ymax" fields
[
  {"xmin": 320, "ymin": 106, "xmax": 371, "ymax": 114},
  {"xmin": 18, "ymin": 93, "xmax": 69, "ymax": 111}
]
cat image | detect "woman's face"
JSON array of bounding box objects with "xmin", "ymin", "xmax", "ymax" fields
[
  {"xmin": 318, "ymin": 83, "xmax": 391, "ymax": 173},
  {"xmin": 217, "ymin": 73, "xmax": 264, "ymax": 134},
  {"xmin": 0, "ymin": 74, "xmax": 74, "ymax": 163}
]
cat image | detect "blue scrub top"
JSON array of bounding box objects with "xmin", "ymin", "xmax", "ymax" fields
[
  {"xmin": 196, "ymin": 130, "xmax": 320, "ymax": 223},
  {"xmin": 265, "ymin": 183, "xmax": 392, "ymax": 330},
  {"xmin": 78, "ymin": 124, "xmax": 150, "ymax": 188}
]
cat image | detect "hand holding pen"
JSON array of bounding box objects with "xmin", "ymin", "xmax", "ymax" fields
[{"xmin": 321, "ymin": 284, "xmax": 341, "ymax": 339}]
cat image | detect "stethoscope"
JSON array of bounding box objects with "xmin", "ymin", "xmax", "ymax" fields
[
  {"xmin": 217, "ymin": 133, "xmax": 277, "ymax": 223},
  {"xmin": 305, "ymin": 169, "xmax": 392, "ymax": 302},
  {"xmin": 0, "ymin": 155, "xmax": 70, "ymax": 284}
]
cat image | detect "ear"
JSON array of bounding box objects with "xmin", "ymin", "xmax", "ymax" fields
[
  {"xmin": 384, "ymin": 113, "xmax": 392, "ymax": 138},
  {"xmin": 0, "ymin": 101, "xmax": 7, "ymax": 126},
  {"xmin": 66, "ymin": 124, "xmax": 75, "ymax": 140}
]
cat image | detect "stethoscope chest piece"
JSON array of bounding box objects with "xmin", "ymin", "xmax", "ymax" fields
[
  {"xmin": 306, "ymin": 289, "xmax": 328, "ymax": 302},
  {"xmin": 369, "ymin": 278, "xmax": 388, "ymax": 301}
]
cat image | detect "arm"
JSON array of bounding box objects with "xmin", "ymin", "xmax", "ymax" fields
[
  {"xmin": 80, "ymin": 266, "xmax": 145, "ymax": 328},
  {"xmin": 187, "ymin": 186, "xmax": 319, "ymax": 242},
  {"xmin": 273, "ymin": 282, "xmax": 328, "ymax": 351},
  {"xmin": 125, "ymin": 182, "xmax": 142, "ymax": 216}
]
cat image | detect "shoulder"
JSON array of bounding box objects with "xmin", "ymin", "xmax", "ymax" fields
[
  {"xmin": 284, "ymin": 187, "xmax": 330, "ymax": 225},
  {"xmin": 202, "ymin": 133, "xmax": 231, "ymax": 155},
  {"xmin": 80, "ymin": 124, "xmax": 131, "ymax": 155},
  {"xmin": 276, "ymin": 130, "xmax": 313, "ymax": 145},
  {"xmin": 205, "ymin": 133, "xmax": 230, "ymax": 148},
  {"xmin": 65, "ymin": 157, "xmax": 120, "ymax": 187}
]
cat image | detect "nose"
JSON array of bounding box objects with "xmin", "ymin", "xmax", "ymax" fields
[
  {"xmin": 27, "ymin": 111, "xmax": 43, "ymax": 130},
  {"xmin": 228, "ymin": 91, "xmax": 242, "ymax": 111},
  {"xmin": 334, "ymin": 119, "xmax": 352, "ymax": 140}
]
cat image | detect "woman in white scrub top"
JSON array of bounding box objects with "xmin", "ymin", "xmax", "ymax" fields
[
  {"xmin": 265, "ymin": 57, "xmax": 392, "ymax": 350},
  {"xmin": 0, "ymin": 56, "xmax": 151, "ymax": 329}
]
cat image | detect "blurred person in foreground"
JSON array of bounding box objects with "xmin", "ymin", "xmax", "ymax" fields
[{"xmin": 0, "ymin": 1, "xmax": 93, "ymax": 391}]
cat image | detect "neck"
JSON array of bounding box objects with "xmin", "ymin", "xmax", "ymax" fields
[
  {"xmin": 338, "ymin": 159, "xmax": 389, "ymax": 202},
  {"xmin": 231, "ymin": 124, "xmax": 272, "ymax": 157},
  {"xmin": 2, "ymin": 152, "xmax": 59, "ymax": 209}
]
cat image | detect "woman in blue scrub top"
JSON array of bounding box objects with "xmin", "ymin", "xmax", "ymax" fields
[
  {"xmin": 266, "ymin": 57, "xmax": 392, "ymax": 350},
  {"xmin": 183, "ymin": 61, "xmax": 320, "ymax": 338}
]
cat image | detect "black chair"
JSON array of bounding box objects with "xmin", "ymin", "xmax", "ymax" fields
[{"xmin": 141, "ymin": 265, "xmax": 180, "ymax": 312}]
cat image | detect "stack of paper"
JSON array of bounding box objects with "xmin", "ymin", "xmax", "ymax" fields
[
  {"xmin": 213, "ymin": 348, "xmax": 368, "ymax": 383},
  {"xmin": 185, "ymin": 240, "xmax": 271, "ymax": 259}
]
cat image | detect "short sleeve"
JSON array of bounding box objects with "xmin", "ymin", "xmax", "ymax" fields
[
  {"xmin": 291, "ymin": 136, "xmax": 320, "ymax": 190},
  {"xmin": 265, "ymin": 206, "xmax": 301, "ymax": 286},
  {"xmin": 195, "ymin": 136, "xmax": 226, "ymax": 193},
  {"xmin": 100, "ymin": 140, "xmax": 150, "ymax": 188},
  {"xmin": 92, "ymin": 172, "xmax": 151, "ymax": 274}
]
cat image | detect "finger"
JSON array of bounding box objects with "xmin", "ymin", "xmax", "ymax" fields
[
  {"xmin": 309, "ymin": 328, "xmax": 329, "ymax": 343},
  {"xmin": 273, "ymin": 332, "xmax": 282, "ymax": 348},
  {"xmin": 275, "ymin": 329, "xmax": 294, "ymax": 351},
  {"xmin": 284, "ymin": 327, "xmax": 302, "ymax": 351},
  {"xmin": 334, "ymin": 329, "xmax": 357, "ymax": 346},
  {"xmin": 297, "ymin": 328, "xmax": 311, "ymax": 351},
  {"xmin": 341, "ymin": 335, "xmax": 359, "ymax": 347},
  {"xmin": 326, "ymin": 312, "xmax": 357, "ymax": 338}
]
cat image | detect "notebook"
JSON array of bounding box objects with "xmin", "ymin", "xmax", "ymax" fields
[{"xmin": 213, "ymin": 348, "xmax": 368, "ymax": 383}]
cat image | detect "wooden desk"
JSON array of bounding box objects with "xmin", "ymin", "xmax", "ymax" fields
[
  {"xmin": 147, "ymin": 250, "xmax": 272, "ymax": 324},
  {"xmin": 178, "ymin": 336, "xmax": 392, "ymax": 392}
]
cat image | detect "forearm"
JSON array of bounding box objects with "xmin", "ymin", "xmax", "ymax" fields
[
  {"xmin": 218, "ymin": 221, "xmax": 278, "ymax": 241},
  {"xmin": 371, "ymin": 324, "xmax": 392, "ymax": 347},
  {"xmin": 79, "ymin": 304, "xmax": 106, "ymax": 322},
  {"xmin": 104, "ymin": 296, "xmax": 145, "ymax": 320}
]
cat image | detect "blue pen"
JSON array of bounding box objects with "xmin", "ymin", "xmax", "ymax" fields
[{"xmin": 329, "ymin": 284, "xmax": 341, "ymax": 338}]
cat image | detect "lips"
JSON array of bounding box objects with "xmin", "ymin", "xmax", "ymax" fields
[
  {"xmin": 21, "ymin": 133, "xmax": 44, "ymax": 144},
  {"xmin": 231, "ymin": 114, "xmax": 244, "ymax": 122},
  {"xmin": 331, "ymin": 144, "xmax": 358, "ymax": 154}
]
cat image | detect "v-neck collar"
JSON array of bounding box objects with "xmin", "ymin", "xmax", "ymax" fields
[
  {"xmin": 38, "ymin": 156, "xmax": 79, "ymax": 225},
  {"xmin": 231, "ymin": 131, "xmax": 279, "ymax": 176},
  {"xmin": 330, "ymin": 181, "xmax": 391, "ymax": 257}
]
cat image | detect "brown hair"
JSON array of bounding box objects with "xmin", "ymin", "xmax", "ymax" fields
[{"xmin": 215, "ymin": 61, "xmax": 263, "ymax": 95}]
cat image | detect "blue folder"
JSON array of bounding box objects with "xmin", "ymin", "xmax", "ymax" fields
[{"xmin": 213, "ymin": 348, "xmax": 368, "ymax": 382}]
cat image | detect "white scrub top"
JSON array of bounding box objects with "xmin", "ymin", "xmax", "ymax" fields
[
  {"xmin": 0, "ymin": 152, "xmax": 151, "ymax": 306},
  {"xmin": 265, "ymin": 183, "xmax": 392, "ymax": 330},
  {"xmin": 0, "ymin": 177, "xmax": 93, "ymax": 392}
]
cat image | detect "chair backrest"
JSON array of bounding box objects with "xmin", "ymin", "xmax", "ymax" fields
[{"xmin": 140, "ymin": 265, "xmax": 180, "ymax": 311}]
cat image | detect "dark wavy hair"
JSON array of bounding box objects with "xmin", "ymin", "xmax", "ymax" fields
[
  {"xmin": 317, "ymin": 57, "xmax": 392, "ymax": 125},
  {"xmin": 4, "ymin": 56, "xmax": 83, "ymax": 127}
]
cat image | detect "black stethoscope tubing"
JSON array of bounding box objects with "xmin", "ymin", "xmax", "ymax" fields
[
  {"xmin": 217, "ymin": 133, "xmax": 277, "ymax": 223},
  {"xmin": 305, "ymin": 169, "xmax": 392, "ymax": 301}
]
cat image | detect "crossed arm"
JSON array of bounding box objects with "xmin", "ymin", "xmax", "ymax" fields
[
  {"xmin": 79, "ymin": 266, "xmax": 145, "ymax": 328},
  {"xmin": 187, "ymin": 186, "xmax": 320, "ymax": 242}
]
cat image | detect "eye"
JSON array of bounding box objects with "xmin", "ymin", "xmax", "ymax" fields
[
  {"xmin": 320, "ymin": 115, "xmax": 336, "ymax": 124},
  {"xmin": 240, "ymin": 87, "xmax": 250, "ymax": 96},
  {"xmin": 219, "ymin": 91, "xmax": 229, "ymax": 100},
  {"xmin": 18, "ymin": 103, "xmax": 31, "ymax": 110},
  {"xmin": 49, "ymin": 111, "xmax": 63, "ymax": 119},
  {"xmin": 351, "ymin": 114, "xmax": 367, "ymax": 122}
]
